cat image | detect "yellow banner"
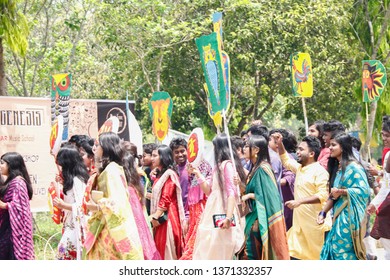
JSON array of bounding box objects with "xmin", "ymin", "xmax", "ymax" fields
[{"xmin": 290, "ymin": 52, "xmax": 313, "ymax": 97}]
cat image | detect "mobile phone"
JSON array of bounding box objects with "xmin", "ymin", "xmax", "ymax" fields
[{"xmin": 212, "ymin": 214, "xmax": 236, "ymax": 228}]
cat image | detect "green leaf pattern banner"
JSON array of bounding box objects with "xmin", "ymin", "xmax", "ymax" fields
[{"xmin": 195, "ymin": 33, "xmax": 228, "ymax": 116}]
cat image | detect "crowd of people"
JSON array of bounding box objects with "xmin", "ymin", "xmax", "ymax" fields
[{"xmin": 0, "ymin": 116, "xmax": 389, "ymax": 260}]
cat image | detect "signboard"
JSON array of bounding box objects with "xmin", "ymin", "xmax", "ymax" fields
[
  {"xmin": 362, "ymin": 60, "xmax": 387, "ymax": 103},
  {"xmin": 0, "ymin": 96, "xmax": 135, "ymax": 212},
  {"xmin": 290, "ymin": 52, "xmax": 313, "ymax": 97}
]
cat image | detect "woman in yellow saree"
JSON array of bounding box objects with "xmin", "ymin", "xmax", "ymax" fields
[{"xmin": 83, "ymin": 132, "xmax": 144, "ymax": 260}]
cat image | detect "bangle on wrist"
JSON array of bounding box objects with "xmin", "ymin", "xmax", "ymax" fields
[
  {"xmin": 197, "ymin": 175, "xmax": 205, "ymax": 184},
  {"xmin": 319, "ymin": 211, "xmax": 326, "ymax": 218}
]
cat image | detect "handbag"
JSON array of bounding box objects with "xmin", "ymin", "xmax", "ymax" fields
[
  {"xmin": 237, "ymin": 200, "xmax": 253, "ymax": 217},
  {"xmin": 233, "ymin": 201, "xmax": 245, "ymax": 254},
  {"xmin": 151, "ymin": 211, "xmax": 168, "ymax": 225}
]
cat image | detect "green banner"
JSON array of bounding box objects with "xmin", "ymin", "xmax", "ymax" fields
[{"xmin": 195, "ymin": 33, "xmax": 228, "ymax": 115}]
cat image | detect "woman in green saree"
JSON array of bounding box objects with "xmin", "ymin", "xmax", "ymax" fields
[
  {"xmin": 317, "ymin": 132, "xmax": 370, "ymax": 260},
  {"xmin": 239, "ymin": 135, "xmax": 289, "ymax": 260}
]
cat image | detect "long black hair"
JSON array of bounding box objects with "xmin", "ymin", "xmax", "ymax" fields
[
  {"xmin": 98, "ymin": 132, "xmax": 125, "ymax": 172},
  {"xmin": 246, "ymin": 135, "xmax": 271, "ymax": 182},
  {"xmin": 56, "ymin": 145, "xmax": 90, "ymax": 195},
  {"xmin": 123, "ymin": 152, "xmax": 144, "ymax": 205},
  {"xmin": 309, "ymin": 120, "xmax": 326, "ymax": 148},
  {"xmin": 328, "ymin": 132, "xmax": 366, "ymax": 189},
  {"xmin": 383, "ymin": 115, "xmax": 390, "ymax": 133},
  {"xmin": 0, "ymin": 152, "xmax": 33, "ymax": 200},
  {"xmin": 212, "ymin": 133, "xmax": 247, "ymax": 197},
  {"xmin": 79, "ymin": 137, "xmax": 95, "ymax": 158},
  {"xmin": 270, "ymin": 128, "xmax": 298, "ymax": 154},
  {"xmin": 155, "ymin": 144, "xmax": 176, "ymax": 177}
]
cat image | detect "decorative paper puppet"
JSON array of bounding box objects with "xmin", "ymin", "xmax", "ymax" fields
[
  {"xmin": 148, "ymin": 91, "xmax": 173, "ymax": 142},
  {"xmin": 48, "ymin": 182, "xmax": 62, "ymax": 224},
  {"xmin": 51, "ymin": 73, "xmax": 71, "ymax": 141},
  {"xmin": 196, "ymin": 33, "xmax": 228, "ymax": 125},
  {"xmin": 187, "ymin": 127, "xmax": 205, "ymax": 168},
  {"xmin": 221, "ymin": 51, "xmax": 231, "ymax": 113},
  {"xmin": 97, "ymin": 116, "xmax": 120, "ymax": 136},
  {"xmin": 48, "ymin": 114, "xmax": 64, "ymax": 224},
  {"xmin": 204, "ymin": 83, "xmax": 222, "ymax": 128},
  {"xmin": 49, "ymin": 115, "xmax": 64, "ymax": 156},
  {"xmin": 290, "ymin": 52, "xmax": 313, "ymax": 97},
  {"xmin": 362, "ymin": 60, "xmax": 387, "ymax": 103},
  {"xmin": 213, "ymin": 12, "xmax": 223, "ymax": 50}
]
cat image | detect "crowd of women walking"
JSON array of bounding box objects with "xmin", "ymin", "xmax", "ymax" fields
[{"xmin": 0, "ymin": 115, "xmax": 389, "ymax": 260}]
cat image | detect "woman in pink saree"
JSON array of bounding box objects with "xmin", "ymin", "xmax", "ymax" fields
[
  {"xmin": 0, "ymin": 152, "xmax": 34, "ymax": 260},
  {"xmin": 123, "ymin": 152, "xmax": 161, "ymax": 260}
]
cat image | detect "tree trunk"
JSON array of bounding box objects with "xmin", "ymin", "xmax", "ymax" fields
[
  {"xmin": 361, "ymin": 101, "xmax": 377, "ymax": 161},
  {"xmin": 360, "ymin": 1, "xmax": 390, "ymax": 162},
  {"xmin": 0, "ymin": 38, "xmax": 7, "ymax": 96}
]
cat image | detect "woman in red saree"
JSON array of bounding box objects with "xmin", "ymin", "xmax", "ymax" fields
[{"xmin": 150, "ymin": 144, "xmax": 185, "ymax": 260}]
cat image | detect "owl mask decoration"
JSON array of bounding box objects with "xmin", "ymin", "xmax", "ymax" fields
[{"xmin": 51, "ymin": 73, "xmax": 72, "ymax": 141}]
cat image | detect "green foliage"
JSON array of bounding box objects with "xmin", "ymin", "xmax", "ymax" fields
[
  {"xmin": 33, "ymin": 212, "xmax": 61, "ymax": 260},
  {"xmin": 3, "ymin": 0, "xmax": 386, "ymax": 141},
  {"xmin": 350, "ymin": 0, "xmax": 390, "ymax": 151},
  {"xmin": 0, "ymin": 0, "xmax": 29, "ymax": 56}
]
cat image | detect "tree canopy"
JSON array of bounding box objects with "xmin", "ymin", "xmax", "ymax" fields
[{"xmin": 3, "ymin": 0, "xmax": 389, "ymax": 145}]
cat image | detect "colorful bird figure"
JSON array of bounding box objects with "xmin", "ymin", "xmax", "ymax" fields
[{"xmin": 292, "ymin": 59, "xmax": 311, "ymax": 93}]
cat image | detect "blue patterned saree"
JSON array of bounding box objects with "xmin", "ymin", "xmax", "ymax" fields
[{"xmin": 320, "ymin": 162, "xmax": 370, "ymax": 260}]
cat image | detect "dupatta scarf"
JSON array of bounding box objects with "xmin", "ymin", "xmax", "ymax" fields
[
  {"xmin": 320, "ymin": 162, "xmax": 370, "ymax": 260},
  {"xmin": 150, "ymin": 168, "xmax": 186, "ymax": 224},
  {"xmin": 244, "ymin": 162, "xmax": 289, "ymax": 260},
  {"xmin": 150, "ymin": 168, "xmax": 185, "ymax": 259},
  {"xmin": 83, "ymin": 162, "xmax": 144, "ymax": 260},
  {"xmin": 0, "ymin": 177, "xmax": 34, "ymax": 260}
]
